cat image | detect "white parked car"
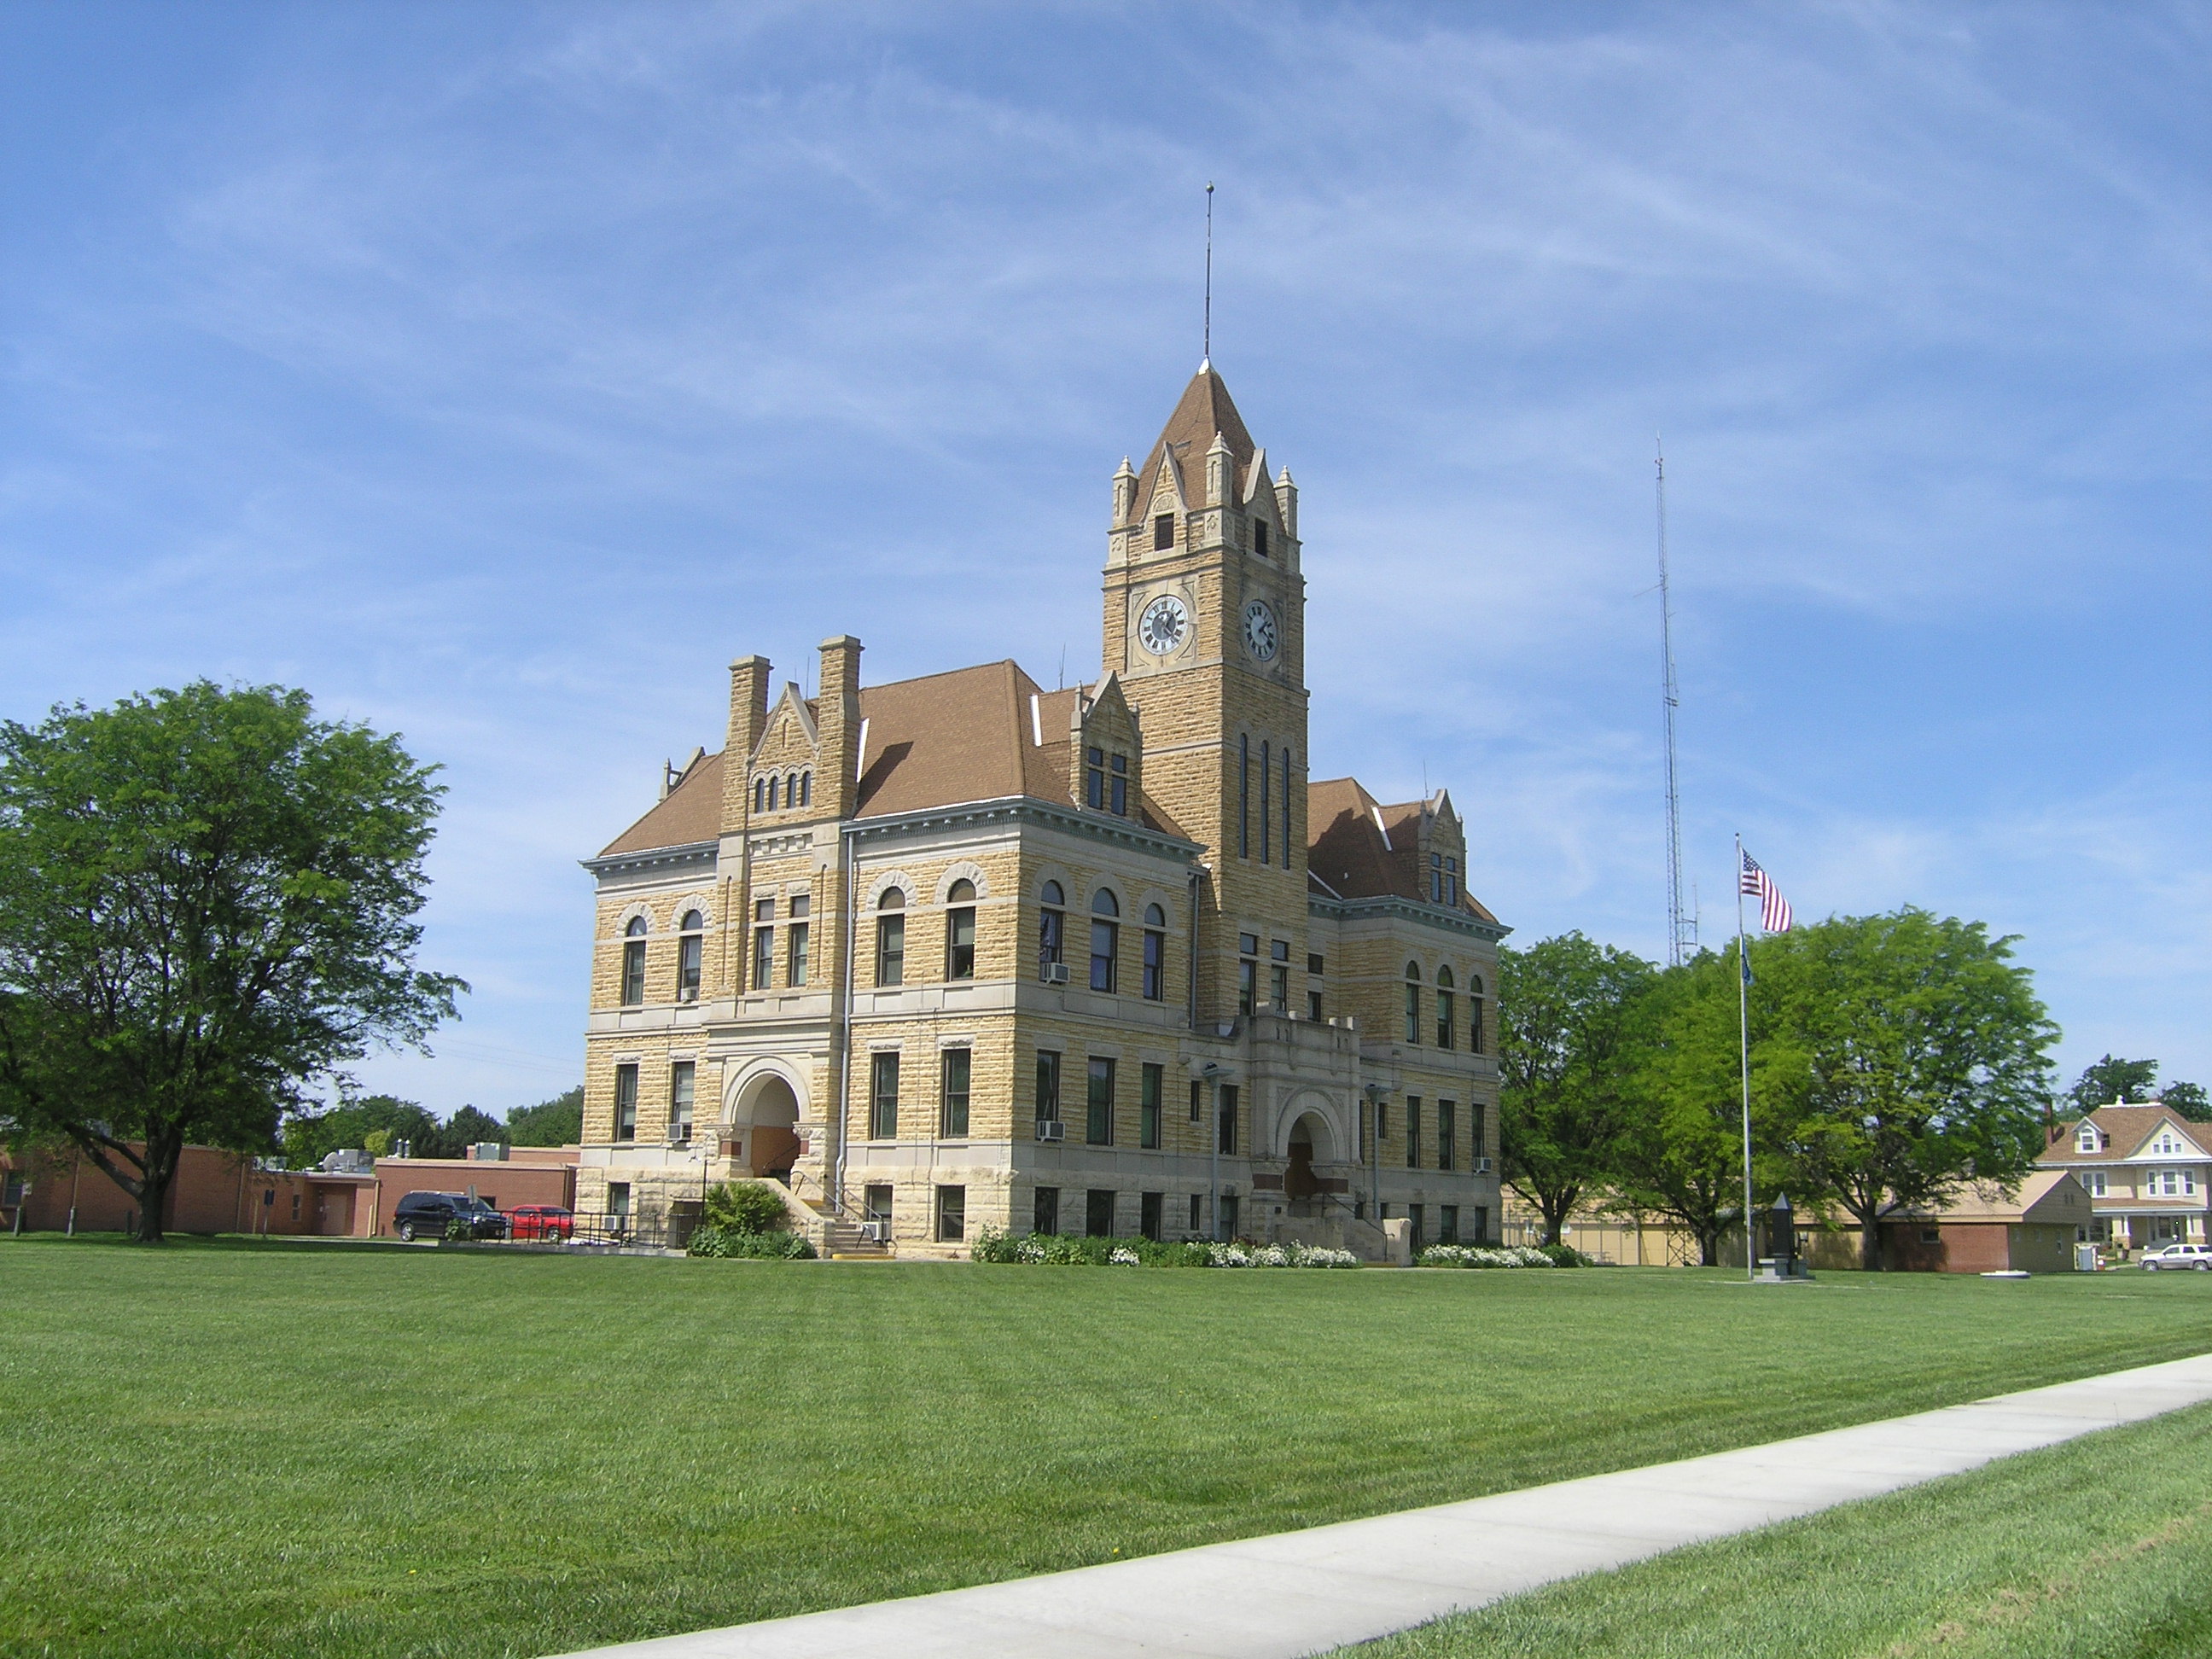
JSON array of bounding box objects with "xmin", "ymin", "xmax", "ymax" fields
[{"xmin": 2139, "ymin": 1243, "xmax": 2211, "ymax": 1272}]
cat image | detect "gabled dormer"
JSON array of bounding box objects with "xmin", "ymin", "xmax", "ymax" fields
[
  {"xmin": 1411, "ymin": 790, "xmax": 1468, "ymax": 910},
  {"xmin": 748, "ymin": 681, "xmax": 821, "ymax": 821},
  {"xmin": 2075, "ymin": 1121, "xmax": 2105, "ymax": 1155},
  {"xmin": 1069, "ymin": 673, "xmax": 1142, "ymax": 819}
]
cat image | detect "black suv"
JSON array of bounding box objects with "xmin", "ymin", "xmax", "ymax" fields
[{"xmin": 391, "ymin": 1191, "xmax": 509, "ymax": 1242}]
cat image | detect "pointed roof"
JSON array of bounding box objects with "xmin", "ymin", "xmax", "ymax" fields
[
  {"xmin": 1305, "ymin": 776, "xmax": 1500, "ymax": 923},
  {"xmin": 2040, "ymin": 1104, "xmax": 2209, "ymax": 1166},
  {"xmin": 1135, "ymin": 364, "xmax": 1258, "ymax": 522}
]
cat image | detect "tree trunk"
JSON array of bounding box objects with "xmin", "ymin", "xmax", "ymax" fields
[
  {"xmin": 1539, "ymin": 1188, "xmax": 1577, "ymax": 1247},
  {"xmin": 1697, "ymin": 1226, "xmax": 1720, "ymax": 1267},
  {"xmin": 132, "ymin": 1126, "xmax": 184, "ymax": 1246},
  {"xmin": 1859, "ymin": 1212, "xmax": 1883, "ymax": 1272}
]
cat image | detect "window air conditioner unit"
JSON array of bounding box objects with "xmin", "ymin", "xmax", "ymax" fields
[
  {"xmin": 1040, "ymin": 963, "xmax": 1071, "ymax": 985},
  {"xmin": 1035, "ymin": 1120, "xmax": 1064, "ymax": 1142},
  {"xmin": 860, "ymin": 1220, "xmax": 890, "ymax": 1243},
  {"xmin": 1474, "ymin": 1156, "xmax": 1493, "ymax": 1174}
]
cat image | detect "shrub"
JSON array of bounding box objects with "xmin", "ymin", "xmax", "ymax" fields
[
  {"xmin": 701, "ymin": 1181, "xmax": 791, "ymax": 1235},
  {"xmin": 1417, "ymin": 1243, "xmax": 1557, "ymax": 1268},
  {"xmin": 969, "ymin": 1225, "xmax": 1020, "ymax": 1263},
  {"xmin": 688, "ymin": 1224, "xmax": 815, "ymax": 1260},
  {"xmin": 969, "ymin": 1231, "xmax": 1359, "ymax": 1268},
  {"xmin": 1538, "ymin": 1243, "xmax": 1597, "ymax": 1267}
]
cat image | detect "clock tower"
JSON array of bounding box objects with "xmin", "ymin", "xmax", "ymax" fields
[{"xmin": 1103, "ymin": 364, "xmax": 1309, "ymax": 1021}]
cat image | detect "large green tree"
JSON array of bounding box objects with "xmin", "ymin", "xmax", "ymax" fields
[
  {"xmin": 1755, "ymin": 910, "xmax": 2056, "ymax": 1270},
  {"xmin": 1497, "ymin": 932, "xmax": 1660, "ymax": 1244},
  {"xmin": 0, "ymin": 683, "xmax": 464, "ymax": 1242},
  {"xmin": 506, "ymin": 1086, "xmax": 583, "ymax": 1146},
  {"xmin": 2067, "ymin": 1055, "xmax": 2161, "ymax": 1114},
  {"xmin": 2158, "ymin": 1081, "xmax": 2210, "ymax": 1123}
]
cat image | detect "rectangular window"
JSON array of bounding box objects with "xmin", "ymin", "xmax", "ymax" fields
[
  {"xmin": 876, "ymin": 913, "xmax": 905, "ymax": 987},
  {"xmin": 1254, "ymin": 519, "xmax": 1268, "ymax": 557},
  {"xmin": 1087, "ymin": 1057, "xmax": 1115, "ymax": 1145},
  {"xmin": 1190, "ymin": 1079, "xmax": 1204, "ymax": 1122},
  {"xmin": 1271, "ymin": 964, "xmax": 1289, "ymax": 1009},
  {"xmin": 1469, "ymin": 992, "xmax": 1483, "ymax": 1053},
  {"xmin": 870, "ymin": 1052, "xmax": 899, "ymax": 1140},
  {"xmin": 1260, "ymin": 740, "xmax": 1271, "ymax": 864},
  {"xmin": 1471, "ymin": 1103, "xmax": 1487, "ymax": 1162},
  {"xmin": 1218, "ymin": 1084, "xmax": 1239, "ymax": 1155},
  {"xmin": 946, "ymin": 905, "xmax": 975, "ymax": 980},
  {"xmin": 1445, "ymin": 855, "xmax": 1458, "ymax": 905},
  {"xmin": 678, "ymin": 932, "xmax": 702, "ymax": 1002},
  {"xmin": 1471, "ymin": 1206, "xmax": 1487, "ymax": 1245},
  {"xmin": 1308, "ymin": 991, "xmax": 1324, "ymax": 1021},
  {"xmin": 936, "ymin": 1185, "xmax": 966, "ymax": 1243},
  {"xmin": 1282, "ymin": 748, "xmax": 1292, "ymax": 869},
  {"xmin": 1035, "ymin": 1051, "xmax": 1062, "ymax": 1125},
  {"xmin": 1441, "ymin": 1204, "xmax": 1459, "ymax": 1245},
  {"xmin": 670, "ymin": 1062, "xmax": 696, "ymax": 1144},
  {"xmin": 1406, "ymin": 981, "xmax": 1422, "ymax": 1044},
  {"xmin": 1409, "ymin": 1203, "xmax": 1425, "ymax": 1252},
  {"xmin": 613, "ymin": 1064, "xmax": 638, "ymax": 1143},
  {"xmin": 864, "ymin": 1184, "xmax": 893, "ymax": 1230},
  {"xmin": 1154, "ymin": 513, "xmax": 1174, "ymax": 551},
  {"xmin": 753, "ymin": 926, "xmax": 773, "ymax": 990},
  {"xmin": 1086, "ymin": 1189, "xmax": 1116, "ymax": 1237},
  {"xmin": 1220, "ymin": 1193, "xmax": 1240, "ymax": 1239},
  {"xmin": 940, "ymin": 1049, "xmax": 971, "ymax": 1138},
  {"xmin": 1238, "ymin": 934, "xmax": 1258, "ymax": 1016},
  {"xmin": 1140, "ymin": 1063, "xmax": 1163, "ymax": 1149},
  {"xmin": 1438, "ymin": 1100, "xmax": 1456, "ymax": 1171},
  {"xmin": 755, "ymin": 897, "xmax": 775, "ymax": 923},
  {"xmin": 1142, "ymin": 927, "xmax": 1165, "ymax": 1000},
  {"xmin": 1109, "ymin": 754, "xmax": 1127, "ymax": 817},
  {"xmin": 1091, "ymin": 917, "xmax": 1118, "ymax": 992},
  {"xmin": 608, "ymin": 1181, "xmax": 631, "ymax": 1220},
  {"xmin": 1039, "ymin": 904, "xmax": 1063, "ymax": 971},
  {"xmin": 1437, "ymin": 991, "xmax": 1454, "ymax": 1050},
  {"xmin": 787, "ymin": 922, "xmax": 809, "ymax": 987},
  {"xmin": 1406, "ymin": 1097, "xmax": 1422, "ymax": 1169},
  {"xmin": 1430, "ymin": 853, "xmax": 1442, "ymax": 904},
  {"xmin": 1140, "ymin": 1190, "xmax": 1164, "ymax": 1241},
  {"xmin": 2087, "ymin": 1172, "xmax": 2107, "ymax": 1196},
  {"xmin": 620, "ymin": 937, "xmax": 646, "ymax": 1006},
  {"xmin": 1086, "ymin": 745, "xmax": 1105, "ymax": 809},
  {"xmin": 1189, "ymin": 1192, "xmax": 1202, "ymax": 1232},
  {"xmin": 1239, "ymin": 734, "xmax": 1249, "ymax": 858},
  {"xmin": 1033, "ymin": 1186, "xmax": 1060, "ymax": 1237}
]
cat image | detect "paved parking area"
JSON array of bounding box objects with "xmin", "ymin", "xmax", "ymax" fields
[{"xmin": 553, "ymin": 1353, "xmax": 2212, "ymax": 1659}]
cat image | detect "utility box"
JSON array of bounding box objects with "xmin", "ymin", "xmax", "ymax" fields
[{"xmin": 2075, "ymin": 1242, "xmax": 2101, "ymax": 1273}]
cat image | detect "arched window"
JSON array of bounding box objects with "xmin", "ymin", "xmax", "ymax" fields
[
  {"xmin": 1404, "ymin": 960, "xmax": 1422, "ymax": 1045},
  {"xmin": 785, "ymin": 773, "xmax": 800, "ymax": 810},
  {"xmin": 620, "ymin": 916, "xmax": 649, "ymax": 1006},
  {"xmin": 1469, "ymin": 974, "xmax": 1485, "ymax": 1054},
  {"xmin": 1435, "ymin": 965, "xmax": 1455, "ymax": 1050},
  {"xmin": 677, "ymin": 910, "xmax": 705, "ymax": 1004},
  {"xmin": 753, "ymin": 777, "xmax": 767, "ymax": 813},
  {"xmin": 798, "ymin": 771, "xmax": 811, "ymax": 807},
  {"xmin": 945, "ymin": 878, "xmax": 977, "ymax": 980},
  {"xmin": 1039, "ymin": 881, "xmax": 1065, "ymax": 977},
  {"xmin": 1141, "ymin": 903, "xmax": 1167, "ymax": 1001},
  {"xmin": 875, "ymin": 888, "xmax": 905, "ymax": 987},
  {"xmin": 1090, "ymin": 889, "xmax": 1120, "ymax": 992}
]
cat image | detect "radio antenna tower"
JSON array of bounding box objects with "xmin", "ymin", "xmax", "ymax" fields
[{"xmin": 1656, "ymin": 436, "xmax": 1694, "ymax": 966}]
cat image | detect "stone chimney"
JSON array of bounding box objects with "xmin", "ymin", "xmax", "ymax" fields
[
  {"xmin": 816, "ymin": 636, "xmax": 864, "ymax": 820},
  {"xmin": 721, "ymin": 655, "xmax": 771, "ymax": 835}
]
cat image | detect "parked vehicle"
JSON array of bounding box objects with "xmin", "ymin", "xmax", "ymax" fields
[
  {"xmin": 391, "ymin": 1191, "xmax": 509, "ymax": 1242},
  {"xmin": 508, "ymin": 1204, "xmax": 575, "ymax": 1241},
  {"xmin": 2139, "ymin": 1243, "xmax": 2211, "ymax": 1272}
]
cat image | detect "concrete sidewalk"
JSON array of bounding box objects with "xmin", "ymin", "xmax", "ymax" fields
[{"xmin": 553, "ymin": 1353, "xmax": 2212, "ymax": 1659}]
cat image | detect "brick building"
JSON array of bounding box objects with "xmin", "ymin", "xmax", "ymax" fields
[{"xmin": 576, "ymin": 364, "xmax": 1508, "ymax": 1258}]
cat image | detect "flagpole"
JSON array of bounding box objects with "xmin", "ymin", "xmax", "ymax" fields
[{"xmin": 1736, "ymin": 833, "xmax": 1755, "ymax": 1283}]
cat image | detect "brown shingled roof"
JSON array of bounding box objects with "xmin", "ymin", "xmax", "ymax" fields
[
  {"xmin": 1135, "ymin": 365, "xmax": 1257, "ymax": 523},
  {"xmin": 2039, "ymin": 1105, "xmax": 2208, "ymax": 1165},
  {"xmin": 598, "ymin": 752, "xmax": 725, "ymax": 856},
  {"xmin": 1306, "ymin": 775, "xmax": 1499, "ymax": 923}
]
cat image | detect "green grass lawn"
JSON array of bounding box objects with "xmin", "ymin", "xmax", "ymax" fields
[
  {"xmin": 2, "ymin": 1239, "xmax": 2209, "ymax": 1659},
  {"xmin": 1336, "ymin": 1401, "xmax": 2212, "ymax": 1659}
]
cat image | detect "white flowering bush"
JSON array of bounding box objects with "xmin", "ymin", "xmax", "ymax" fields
[
  {"xmin": 1109, "ymin": 1247, "xmax": 1141, "ymax": 1266},
  {"xmin": 1417, "ymin": 1243, "xmax": 1557, "ymax": 1269},
  {"xmin": 1201, "ymin": 1241, "xmax": 1359, "ymax": 1269}
]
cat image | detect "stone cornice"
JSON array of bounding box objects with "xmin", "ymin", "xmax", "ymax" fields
[
  {"xmin": 1310, "ymin": 892, "xmax": 1511, "ymax": 944},
  {"xmin": 580, "ymin": 841, "xmax": 719, "ymax": 880},
  {"xmin": 846, "ymin": 795, "xmax": 1204, "ymax": 862}
]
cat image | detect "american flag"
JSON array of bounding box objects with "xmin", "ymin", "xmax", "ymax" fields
[{"xmin": 1739, "ymin": 847, "xmax": 1794, "ymax": 933}]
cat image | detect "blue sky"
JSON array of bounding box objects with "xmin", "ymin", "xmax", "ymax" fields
[{"xmin": 4, "ymin": 2, "xmax": 2206, "ymax": 1117}]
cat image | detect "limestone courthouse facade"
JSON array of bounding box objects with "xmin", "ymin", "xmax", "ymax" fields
[{"xmin": 576, "ymin": 364, "xmax": 1508, "ymax": 1259}]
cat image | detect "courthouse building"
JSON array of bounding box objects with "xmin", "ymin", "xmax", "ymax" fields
[{"xmin": 576, "ymin": 364, "xmax": 1507, "ymax": 1257}]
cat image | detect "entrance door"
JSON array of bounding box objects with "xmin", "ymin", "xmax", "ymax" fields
[{"xmin": 1285, "ymin": 1135, "xmax": 1318, "ymax": 1200}]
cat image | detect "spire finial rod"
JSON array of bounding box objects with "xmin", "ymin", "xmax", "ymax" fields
[{"xmin": 1202, "ymin": 182, "xmax": 1214, "ymax": 369}]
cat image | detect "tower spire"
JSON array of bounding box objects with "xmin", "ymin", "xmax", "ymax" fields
[{"xmin": 1202, "ymin": 182, "xmax": 1214, "ymax": 369}]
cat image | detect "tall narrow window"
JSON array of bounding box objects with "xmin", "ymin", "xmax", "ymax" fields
[
  {"xmin": 613, "ymin": 1064, "xmax": 639, "ymax": 1143},
  {"xmin": 1086, "ymin": 746, "xmax": 1105, "ymax": 809},
  {"xmin": 1282, "ymin": 747, "xmax": 1292, "ymax": 868},
  {"xmin": 753, "ymin": 777, "xmax": 767, "ymax": 813},
  {"xmin": 799, "ymin": 771, "xmax": 811, "ymax": 808},
  {"xmin": 1260, "ymin": 740, "xmax": 1271, "ymax": 865},
  {"xmin": 677, "ymin": 910, "xmax": 704, "ymax": 1003},
  {"xmin": 1430, "ymin": 852, "xmax": 1444, "ymax": 904},
  {"xmin": 785, "ymin": 773, "xmax": 799, "ymax": 810},
  {"xmin": 875, "ymin": 890, "xmax": 905, "ymax": 987},
  {"xmin": 1086, "ymin": 1189, "xmax": 1116, "ymax": 1238},
  {"xmin": 1468, "ymin": 975, "xmax": 1484, "ymax": 1054},
  {"xmin": 1218, "ymin": 1084, "xmax": 1240, "ymax": 1155},
  {"xmin": 1406, "ymin": 1097, "xmax": 1422, "ymax": 1168},
  {"xmin": 1154, "ymin": 513, "xmax": 1174, "ymax": 551},
  {"xmin": 1140, "ymin": 1062, "xmax": 1163, "ymax": 1149},
  {"xmin": 753, "ymin": 924, "xmax": 773, "ymax": 991},
  {"xmin": 1140, "ymin": 1190, "xmax": 1164, "ymax": 1240},
  {"xmin": 1438, "ymin": 1099, "xmax": 1456, "ymax": 1171},
  {"xmin": 1090, "ymin": 889, "xmax": 1119, "ymax": 992},
  {"xmin": 1270, "ymin": 939, "xmax": 1289, "ymax": 1011},
  {"xmin": 1436, "ymin": 966, "xmax": 1456, "ymax": 1049},
  {"xmin": 670, "ymin": 1062, "xmax": 696, "ymax": 1144},
  {"xmin": 945, "ymin": 879, "xmax": 977, "ymax": 980},
  {"xmin": 1087, "ymin": 1057, "xmax": 1115, "ymax": 1145},
  {"xmin": 788, "ymin": 894, "xmax": 810, "ymax": 987},
  {"xmin": 620, "ymin": 917, "xmax": 648, "ymax": 1006},
  {"xmin": 935, "ymin": 1185, "xmax": 966, "ymax": 1243},
  {"xmin": 1471, "ymin": 1103, "xmax": 1486, "ymax": 1162},
  {"xmin": 1405, "ymin": 962, "xmax": 1422, "ymax": 1044},
  {"xmin": 1238, "ymin": 734, "xmax": 1249, "ymax": 858},
  {"xmin": 1444, "ymin": 854, "xmax": 1458, "ymax": 905},
  {"xmin": 870, "ymin": 1052, "xmax": 899, "ymax": 1140},
  {"xmin": 1254, "ymin": 519, "xmax": 1269, "ymax": 558},
  {"xmin": 1238, "ymin": 933, "xmax": 1258, "ymax": 1016},
  {"xmin": 1033, "ymin": 1186, "xmax": 1060, "ymax": 1236},
  {"xmin": 1039, "ymin": 881, "xmax": 1065, "ymax": 977},
  {"xmin": 1190, "ymin": 1079, "xmax": 1204, "ymax": 1123},
  {"xmin": 940, "ymin": 1048, "xmax": 971, "ymax": 1138},
  {"xmin": 1035, "ymin": 1051, "xmax": 1062, "ymax": 1126},
  {"xmin": 1141, "ymin": 904, "xmax": 1167, "ymax": 1000}
]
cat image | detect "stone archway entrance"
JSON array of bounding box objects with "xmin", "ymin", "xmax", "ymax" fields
[
  {"xmin": 1285, "ymin": 1111, "xmax": 1330, "ymax": 1201},
  {"xmin": 736, "ymin": 1074, "xmax": 801, "ymax": 1180}
]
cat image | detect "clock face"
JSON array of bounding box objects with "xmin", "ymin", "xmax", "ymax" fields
[
  {"xmin": 1242, "ymin": 599, "xmax": 1278, "ymax": 661},
  {"xmin": 1138, "ymin": 594, "xmax": 1190, "ymax": 656}
]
